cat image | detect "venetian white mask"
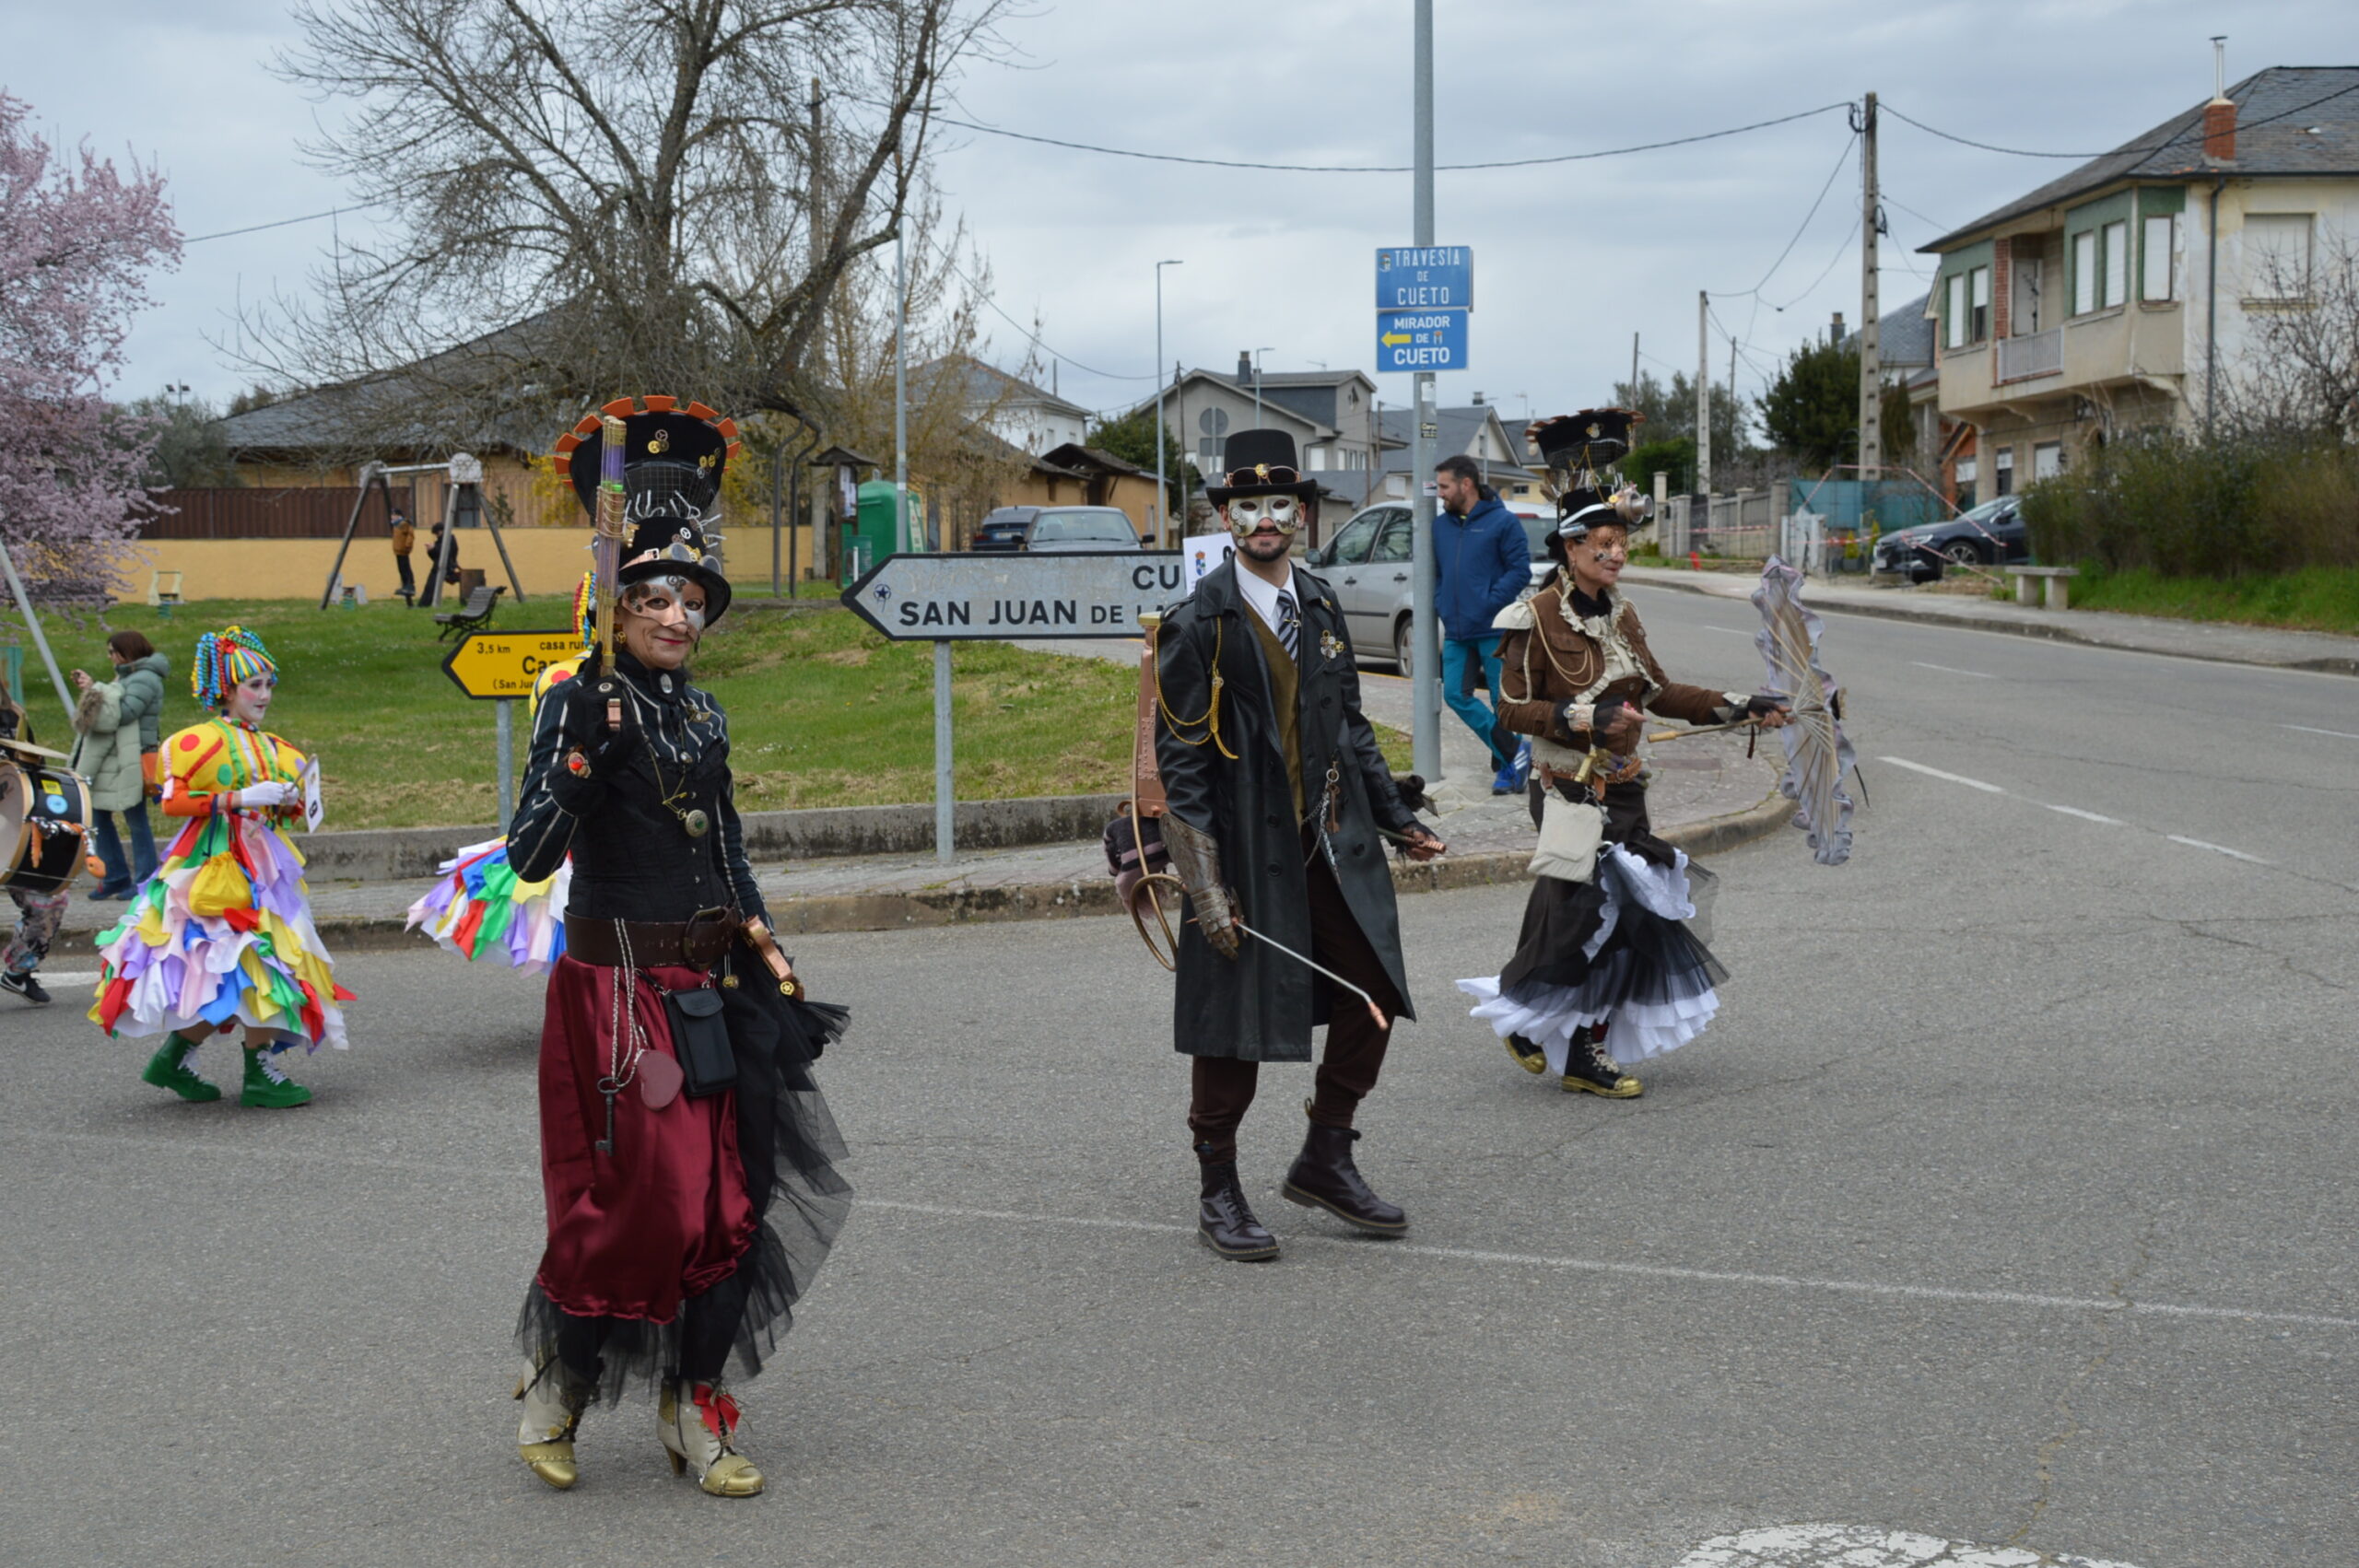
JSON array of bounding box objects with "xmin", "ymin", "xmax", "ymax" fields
[{"xmin": 1226, "ymin": 494, "xmax": 1301, "ymax": 537}]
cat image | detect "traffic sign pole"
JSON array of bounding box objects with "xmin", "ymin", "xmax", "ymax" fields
[
  {"xmin": 496, "ymin": 698, "xmax": 515, "ymax": 833},
  {"xmin": 933, "ymin": 640, "xmax": 953, "ymax": 862},
  {"xmin": 1410, "ymin": 0, "xmax": 1439, "ymax": 782}
]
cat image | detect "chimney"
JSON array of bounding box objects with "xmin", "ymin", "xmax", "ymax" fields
[
  {"xmin": 2204, "ymin": 36, "xmax": 2237, "ymax": 161},
  {"xmin": 1471, "ymin": 390, "xmax": 1485, "ymax": 405},
  {"xmin": 1831, "ymin": 310, "xmax": 1846, "ymax": 345},
  {"xmin": 1238, "ymin": 351, "xmax": 1252, "ymax": 382}
]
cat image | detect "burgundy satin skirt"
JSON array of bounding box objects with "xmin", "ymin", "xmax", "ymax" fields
[{"xmin": 534, "ymin": 956, "xmax": 756, "ymax": 1324}]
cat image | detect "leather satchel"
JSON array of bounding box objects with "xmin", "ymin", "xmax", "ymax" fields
[
  {"xmin": 1529, "ymin": 792, "xmax": 1605, "ymax": 883},
  {"xmin": 663, "ymin": 987, "xmax": 736, "ymax": 1098}
]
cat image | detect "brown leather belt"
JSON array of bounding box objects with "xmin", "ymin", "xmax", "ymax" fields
[{"xmin": 564, "ymin": 908, "xmax": 740, "ymax": 971}]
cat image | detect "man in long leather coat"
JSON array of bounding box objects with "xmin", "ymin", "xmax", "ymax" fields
[{"xmin": 1154, "ymin": 429, "xmax": 1445, "ymax": 1261}]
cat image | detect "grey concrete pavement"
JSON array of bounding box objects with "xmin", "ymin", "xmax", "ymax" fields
[{"xmin": 2, "ymin": 580, "xmax": 2351, "ymax": 1566}]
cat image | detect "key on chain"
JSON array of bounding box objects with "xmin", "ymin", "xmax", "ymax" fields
[{"xmin": 594, "ymin": 1075, "xmax": 619, "ymax": 1155}]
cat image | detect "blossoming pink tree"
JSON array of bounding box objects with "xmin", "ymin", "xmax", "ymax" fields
[{"xmin": 0, "ymin": 92, "xmax": 181, "ymax": 600}]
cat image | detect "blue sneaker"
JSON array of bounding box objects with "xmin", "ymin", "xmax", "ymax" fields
[
  {"xmin": 1491, "ymin": 761, "xmax": 1519, "ymax": 796},
  {"xmin": 1511, "ymin": 739, "xmax": 1532, "ymax": 789}
]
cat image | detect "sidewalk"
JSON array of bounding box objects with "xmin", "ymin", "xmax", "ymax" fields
[
  {"xmin": 45, "ymin": 652, "xmax": 1788, "ymax": 951},
  {"xmin": 1622, "ymin": 564, "xmax": 2359, "ymax": 676}
]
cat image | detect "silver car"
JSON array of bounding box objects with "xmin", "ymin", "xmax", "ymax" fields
[{"xmin": 1306, "ymin": 504, "xmax": 1417, "ymax": 670}]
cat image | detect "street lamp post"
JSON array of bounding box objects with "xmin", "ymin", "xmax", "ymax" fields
[
  {"xmin": 1252, "ymin": 345, "xmax": 1273, "ymax": 426},
  {"xmin": 1156, "ymin": 259, "xmax": 1183, "ymax": 547}
]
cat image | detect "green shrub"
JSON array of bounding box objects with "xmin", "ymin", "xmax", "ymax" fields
[{"xmin": 2022, "ymin": 431, "xmax": 2359, "ymax": 575}]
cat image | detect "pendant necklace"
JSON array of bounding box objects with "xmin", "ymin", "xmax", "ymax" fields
[{"xmin": 643, "ymin": 711, "xmax": 710, "ymax": 838}]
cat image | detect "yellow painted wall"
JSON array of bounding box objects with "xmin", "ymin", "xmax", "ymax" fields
[{"xmin": 120, "ymin": 526, "xmax": 829, "ymax": 603}]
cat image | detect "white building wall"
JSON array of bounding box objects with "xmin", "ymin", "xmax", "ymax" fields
[{"xmin": 2184, "ymin": 176, "xmax": 2359, "ymax": 428}]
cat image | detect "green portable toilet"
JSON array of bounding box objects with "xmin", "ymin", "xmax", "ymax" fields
[{"xmin": 849, "ymin": 480, "xmax": 928, "ymax": 577}]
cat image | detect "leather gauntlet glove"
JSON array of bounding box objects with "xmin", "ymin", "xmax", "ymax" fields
[{"xmin": 1159, "ymin": 815, "xmax": 1241, "ymax": 960}]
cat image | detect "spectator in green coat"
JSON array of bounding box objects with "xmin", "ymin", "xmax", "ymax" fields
[{"xmin": 69, "ymin": 631, "xmax": 165, "ymax": 899}]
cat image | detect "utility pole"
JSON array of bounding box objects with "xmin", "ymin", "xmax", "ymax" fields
[
  {"xmin": 1409, "ymin": 0, "xmax": 1439, "ymax": 779},
  {"xmin": 1252, "ymin": 345, "xmax": 1273, "ymax": 426},
  {"xmin": 1630, "ymin": 332, "xmax": 1639, "ymax": 400},
  {"xmin": 1156, "ymin": 262, "xmax": 1183, "ymax": 545},
  {"xmin": 1696, "ymin": 291, "xmax": 1712, "ymax": 501},
  {"xmin": 1858, "ymin": 90, "xmax": 1883, "ymax": 481}
]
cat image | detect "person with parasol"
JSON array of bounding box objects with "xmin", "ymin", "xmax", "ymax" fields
[
  {"xmin": 1457, "ymin": 412, "xmax": 1790, "ymax": 1099},
  {"xmin": 503, "ymin": 397, "xmax": 851, "ymax": 1498},
  {"xmin": 1152, "ymin": 427, "xmax": 1445, "ymax": 1263}
]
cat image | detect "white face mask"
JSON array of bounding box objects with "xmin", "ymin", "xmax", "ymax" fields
[
  {"xmin": 1226, "ymin": 494, "xmax": 1301, "ymax": 537},
  {"xmin": 620, "ymin": 576, "xmax": 709, "ymax": 636}
]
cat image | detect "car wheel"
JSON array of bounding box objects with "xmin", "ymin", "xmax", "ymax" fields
[
  {"xmin": 1392, "ymin": 617, "xmax": 1414, "ymax": 677},
  {"xmin": 1942, "ymin": 540, "xmax": 1982, "ymax": 568}
]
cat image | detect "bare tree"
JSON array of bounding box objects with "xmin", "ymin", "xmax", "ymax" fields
[
  {"xmin": 2224, "ymin": 228, "xmax": 2359, "ymax": 440},
  {"xmin": 252, "ymin": 0, "xmax": 1011, "ymax": 457}
]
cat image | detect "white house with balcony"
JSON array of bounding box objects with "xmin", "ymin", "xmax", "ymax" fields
[{"xmin": 1920, "ymin": 64, "xmax": 2359, "ymax": 508}]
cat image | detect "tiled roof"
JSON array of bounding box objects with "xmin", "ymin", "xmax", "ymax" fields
[{"xmin": 1924, "ymin": 66, "xmax": 2359, "ymax": 251}]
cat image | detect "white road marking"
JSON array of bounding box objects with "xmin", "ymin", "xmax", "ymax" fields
[
  {"xmin": 1703, "ymin": 626, "xmax": 1750, "ymax": 636},
  {"xmin": 864, "ymin": 1199, "xmax": 2359, "ymax": 1330},
  {"xmin": 2166, "ymin": 835, "xmax": 2273, "ymax": 865},
  {"xmin": 1908, "ymin": 660, "xmax": 1993, "ymax": 678},
  {"xmin": 2282, "ymin": 722, "xmax": 2359, "ymax": 740},
  {"xmin": 2040, "ymin": 804, "xmax": 2122, "ymax": 825},
  {"xmin": 1879, "ymin": 755, "xmax": 2007, "ymax": 793},
  {"xmin": 34, "ymin": 970, "xmax": 99, "ymax": 984},
  {"xmin": 1675, "ymin": 1523, "xmax": 2143, "ymax": 1567}
]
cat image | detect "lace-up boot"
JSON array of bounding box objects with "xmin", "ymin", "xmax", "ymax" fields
[
  {"xmin": 1281, "ymin": 1103, "xmax": 1406, "ymax": 1235},
  {"xmin": 513, "ymin": 1357, "xmax": 591, "ymax": 1491},
  {"xmin": 1504, "ymin": 1033, "xmax": 1547, "ymax": 1074},
  {"xmin": 659, "ymin": 1379, "xmax": 763, "ymax": 1496},
  {"xmin": 1194, "ymin": 1141, "xmax": 1279, "ymax": 1260},
  {"xmin": 240, "ymin": 1046, "xmax": 312, "ymax": 1108},
  {"xmin": 141, "ymin": 1034, "xmax": 221, "ymax": 1102},
  {"xmin": 1561, "ymin": 1024, "xmax": 1642, "ymax": 1098}
]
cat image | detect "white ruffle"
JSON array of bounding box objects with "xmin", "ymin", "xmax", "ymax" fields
[
  {"xmin": 1584, "ymin": 843, "xmax": 1696, "ymax": 958},
  {"xmin": 1457, "ymin": 973, "xmax": 1720, "ymax": 1066}
]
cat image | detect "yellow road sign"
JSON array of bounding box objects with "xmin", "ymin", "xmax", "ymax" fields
[{"xmin": 440, "ymin": 630, "xmax": 583, "ymax": 701}]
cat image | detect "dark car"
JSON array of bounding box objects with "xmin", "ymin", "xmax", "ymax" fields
[
  {"xmin": 970, "ymin": 505, "xmax": 1144, "ymax": 553},
  {"xmin": 1872, "ymin": 497, "xmax": 2029, "ymax": 580}
]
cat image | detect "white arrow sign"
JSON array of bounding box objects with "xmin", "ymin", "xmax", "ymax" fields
[{"xmin": 840, "ymin": 551, "xmax": 1190, "ymax": 640}]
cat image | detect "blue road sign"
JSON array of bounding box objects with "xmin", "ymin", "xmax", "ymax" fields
[
  {"xmin": 1376, "ymin": 246, "xmax": 1473, "ymax": 310},
  {"xmin": 1377, "ymin": 307, "xmax": 1469, "ymax": 372}
]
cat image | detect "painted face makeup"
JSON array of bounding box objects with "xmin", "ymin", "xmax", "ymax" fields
[{"xmin": 1226, "ymin": 495, "xmax": 1301, "ymax": 538}]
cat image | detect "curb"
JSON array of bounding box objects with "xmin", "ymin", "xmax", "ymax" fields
[
  {"xmin": 1628, "ymin": 570, "xmax": 2359, "ymax": 677},
  {"xmin": 45, "ymin": 790, "xmax": 1797, "ymax": 954}
]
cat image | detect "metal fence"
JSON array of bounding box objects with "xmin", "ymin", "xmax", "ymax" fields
[
  {"xmin": 141, "ymin": 486, "xmax": 418, "ymax": 539},
  {"xmin": 1661, "ymin": 489, "xmax": 1778, "ymax": 559}
]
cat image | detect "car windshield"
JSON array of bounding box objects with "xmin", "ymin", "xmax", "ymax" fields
[
  {"xmin": 1520, "ymin": 517, "xmax": 1555, "ymax": 560},
  {"xmin": 1028, "ymin": 509, "xmax": 1133, "ymax": 543},
  {"xmin": 1954, "ymin": 497, "xmax": 2015, "ymax": 526}
]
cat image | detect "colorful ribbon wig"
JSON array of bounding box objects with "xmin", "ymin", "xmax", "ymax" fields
[{"xmin": 192, "ymin": 626, "xmax": 278, "ymax": 708}]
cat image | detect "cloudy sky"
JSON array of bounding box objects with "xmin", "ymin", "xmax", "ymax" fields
[{"xmin": 12, "ymin": 0, "xmax": 2355, "ymax": 433}]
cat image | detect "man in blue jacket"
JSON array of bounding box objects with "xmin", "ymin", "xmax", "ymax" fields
[{"xmin": 1433, "ymin": 454, "xmax": 1534, "ymax": 793}]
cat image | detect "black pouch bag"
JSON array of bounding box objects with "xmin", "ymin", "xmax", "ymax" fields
[{"xmin": 665, "ymin": 987, "xmax": 737, "ymax": 1097}]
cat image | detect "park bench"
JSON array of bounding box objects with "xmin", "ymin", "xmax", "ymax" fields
[
  {"xmin": 433, "ymin": 583, "xmax": 506, "ymax": 640},
  {"xmin": 2007, "ymin": 564, "xmax": 2080, "ymax": 612}
]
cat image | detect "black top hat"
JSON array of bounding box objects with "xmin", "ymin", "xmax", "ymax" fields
[
  {"xmin": 1529, "ymin": 408, "xmax": 1645, "ymax": 475},
  {"xmin": 552, "ymin": 397, "xmax": 741, "ymax": 623},
  {"xmin": 1203, "ymin": 428, "xmax": 1320, "ymax": 506}
]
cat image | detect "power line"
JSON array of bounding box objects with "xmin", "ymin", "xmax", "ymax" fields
[
  {"xmin": 1884, "ymin": 79, "xmax": 2359, "ymax": 164},
  {"xmin": 928, "ymin": 100, "xmax": 1852, "ymax": 174},
  {"xmin": 928, "ymin": 243, "xmax": 1161, "ymax": 383},
  {"xmin": 1711, "ymin": 131, "xmax": 1858, "ymax": 300},
  {"xmin": 1766, "ymin": 216, "xmax": 1863, "ymax": 312},
  {"xmin": 183, "ymin": 205, "xmax": 373, "ymax": 244}
]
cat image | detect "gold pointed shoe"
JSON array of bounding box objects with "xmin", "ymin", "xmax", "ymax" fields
[
  {"xmin": 514, "ymin": 1361, "xmax": 587, "ymax": 1491},
  {"xmin": 659, "ymin": 1380, "xmax": 765, "ymax": 1498},
  {"xmin": 1504, "ymin": 1034, "xmax": 1548, "ymax": 1074}
]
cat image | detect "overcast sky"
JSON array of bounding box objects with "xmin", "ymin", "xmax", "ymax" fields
[{"xmin": 11, "ymin": 0, "xmax": 2355, "ymax": 435}]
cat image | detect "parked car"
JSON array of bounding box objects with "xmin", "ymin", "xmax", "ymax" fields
[
  {"xmin": 969, "ymin": 505, "xmax": 1144, "ymax": 553},
  {"xmin": 1872, "ymin": 497, "xmax": 2029, "ymax": 580},
  {"xmin": 1305, "ymin": 503, "xmax": 1417, "ymax": 671}
]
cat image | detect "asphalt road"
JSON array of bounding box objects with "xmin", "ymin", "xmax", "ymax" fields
[{"xmin": 2, "ymin": 587, "xmax": 2352, "ymax": 1568}]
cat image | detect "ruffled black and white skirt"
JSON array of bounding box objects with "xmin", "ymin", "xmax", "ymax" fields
[{"xmin": 1459, "ymin": 784, "xmax": 1728, "ymax": 1070}]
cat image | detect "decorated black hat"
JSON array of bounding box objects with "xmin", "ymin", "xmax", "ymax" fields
[
  {"xmin": 1528, "ymin": 408, "xmax": 1645, "ymax": 476},
  {"xmin": 552, "ymin": 395, "xmax": 742, "ymax": 623},
  {"xmin": 1203, "ymin": 428, "xmax": 1320, "ymax": 506}
]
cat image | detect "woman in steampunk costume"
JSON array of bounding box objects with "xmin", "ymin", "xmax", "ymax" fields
[
  {"xmin": 1458, "ymin": 413, "xmax": 1787, "ymax": 1098},
  {"xmin": 505, "ymin": 398, "xmax": 850, "ymax": 1498}
]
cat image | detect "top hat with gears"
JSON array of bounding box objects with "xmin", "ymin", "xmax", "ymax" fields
[
  {"xmin": 1527, "ymin": 408, "xmax": 1645, "ymax": 479},
  {"xmin": 552, "ymin": 396, "xmax": 742, "ymax": 624},
  {"xmin": 1203, "ymin": 429, "xmax": 1321, "ymax": 506}
]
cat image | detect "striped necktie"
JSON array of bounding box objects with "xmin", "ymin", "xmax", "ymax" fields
[{"xmin": 1275, "ymin": 591, "xmax": 1300, "ymax": 661}]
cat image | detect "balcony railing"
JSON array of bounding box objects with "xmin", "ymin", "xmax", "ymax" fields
[{"xmin": 1995, "ymin": 327, "xmax": 2062, "ymax": 383}]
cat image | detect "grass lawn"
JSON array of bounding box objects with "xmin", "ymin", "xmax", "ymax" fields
[
  {"xmin": 2013, "ymin": 566, "xmax": 2359, "ymax": 637},
  {"xmin": 47, "ymin": 599, "xmax": 1408, "ymax": 830}
]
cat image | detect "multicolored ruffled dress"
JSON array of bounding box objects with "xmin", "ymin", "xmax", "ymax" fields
[
  {"xmin": 90, "ymin": 716, "xmax": 355, "ymax": 1049},
  {"xmin": 403, "ymin": 648, "xmax": 587, "ymax": 973}
]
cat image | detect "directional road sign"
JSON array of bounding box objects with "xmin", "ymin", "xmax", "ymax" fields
[
  {"xmin": 1375, "ymin": 245, "xmax": 1473, "ymax": 310},
  {"xmin": 1377, "ymin": 307, "xmax": 1469, "ymax": 372},
  {"xmin": 842, "ymin": 552, "xmax": 1188, "ymax": 640},
  {"xmin": 440, "ymin": 630, "xmax": 584, "ymax": 700}
]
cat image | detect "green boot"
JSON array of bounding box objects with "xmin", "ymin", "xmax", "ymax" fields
[
  {"xmin": 240, "ymin": 1046, "xmax": 312, "ymax": 1109},
  {"xmin": 140, "ymin": 1035, "xmax": 223, "ymax": 1103}
]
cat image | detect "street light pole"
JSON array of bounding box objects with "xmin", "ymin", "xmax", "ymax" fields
[
  {"xmin": 1409, "ymin": 0, "xmax": 1439, "ymax": 781},
  {"xmin": 1156, "ymin": 259, "xmax": 1182, "ymax": 547},
  {"xmin": 1252, "ymin": 345, "xmax": 1273, "ymax": 426}
]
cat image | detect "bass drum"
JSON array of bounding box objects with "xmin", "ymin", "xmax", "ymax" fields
[{"xmin": 0, "ymin": 760, "xmax": 93, "ymax": 895}]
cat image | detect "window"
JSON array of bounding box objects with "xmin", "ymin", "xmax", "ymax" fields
[
  {"xmin": 1322, "ymin": 510, "xmax": 1383, "ymax": 566},
  {"xmin": 2033, "ymin": 441, "xmax": 2064, "ymax": 481},
  {"xmin": 1994, "ymin": 448, "xmax": 2015, "ymax": 497},
  {"xmin": 1954, "ymin": 456, "xmax": 1978, "ymax": 512},
  {"xmin": 2102, "ymin": 220, "xmax": 2129, "ymax": 308},
  {"xmin": 1370, "ymin": 514, "xmax": 1414, "ymax": 564},
  {"xmin": 1945, "ymin": 272, "xmax": 1969, "ymax": 349},
  {"xmin": 2072, "ymin": 230, "xmax": 2097, "ymax": 314},
  {"xmin": 2142, "ymin": 214, "xmax": 2179, "ymax": 302},
  {"xmin": 1970, "ymin": 266, "xmax": 1990, "ymax": 342},
  {"xmin": 2246, "ymin": 213, "xmax": 2314, "ymax": 301}
]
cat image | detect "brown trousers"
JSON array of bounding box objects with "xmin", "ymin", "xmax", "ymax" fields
[{"xmin": 1187, "ymin": 840, "xmax": 1403, "ymax": 1161}]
